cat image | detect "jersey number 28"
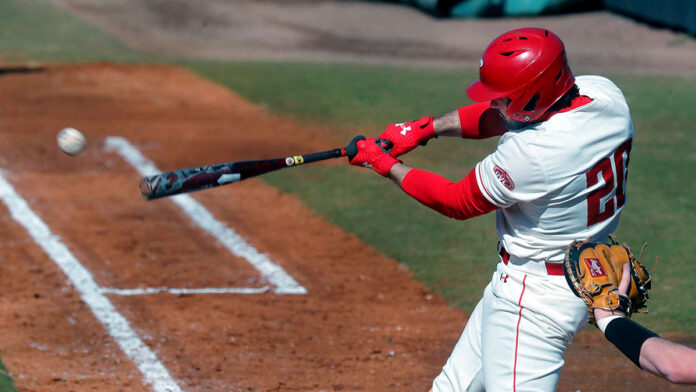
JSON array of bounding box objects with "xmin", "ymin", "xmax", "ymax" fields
[{"xmin": 586, "ymin": 138, "xmax": 632, "ymax": 226}]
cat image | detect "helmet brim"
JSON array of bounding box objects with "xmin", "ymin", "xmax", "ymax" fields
[{"xmin": 466, "ymin": 79, "xmax": 511, "ymax": 102}]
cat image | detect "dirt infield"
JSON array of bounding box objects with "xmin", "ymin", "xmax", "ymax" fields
[
  {"xmin": 0, "ymin": 63, "xmax": 466, "ymax": 391},
  {"xmin": 4, "ymin": 1, "xmax": 694, "ymax": 390},
  {"xmin": 0, "ymin": 63, "xmax": 692, "ymax": 391}
]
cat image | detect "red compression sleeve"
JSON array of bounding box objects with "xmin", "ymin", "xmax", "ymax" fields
[
  {"xmin": 401, "ymin": 167, "xmax": 499, "ymax": 220},
  {"xmin": 457, "ymin": 102, "xmax": 507, "ymax": 139}
]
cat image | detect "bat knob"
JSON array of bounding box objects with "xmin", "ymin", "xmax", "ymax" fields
[
  {"xmin": 346, "ymin": 135, "xmax": 365, "ymax": 161},
  {"xmin": 139, "ymin": 177, "xmax": 154, "ymax": 200}
]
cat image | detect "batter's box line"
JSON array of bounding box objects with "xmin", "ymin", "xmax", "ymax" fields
[
  {"xmin": 100, "ymin": 286, "xmax": 271, "ymax": 296},
  {"xmin": 0, "ymin": 169, "xmax": 182, "ymax": 392},
  {"xmin": 104, "ymin": 136, "xmax": 307, "ymax": 295}
]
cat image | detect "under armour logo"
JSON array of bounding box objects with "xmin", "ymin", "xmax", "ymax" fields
[
  {"xmin": 500, "ymin": 273, "xmax": 509, "ymax": 283},
  {"xmin": 397, "ymin": 123, "xmax": 412, "ymax": 136},
  {"xmin": 362, "ymin": 162, "xmax": 372, "ymax": 169}
]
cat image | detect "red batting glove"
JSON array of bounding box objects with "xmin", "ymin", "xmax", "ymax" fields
[
  {"xmin": 377, "ymin": 116, "xmax": 436, "ymax": 158},
  {"xmin": 346, "ymin": 135, "xmax": 400, "ymax": 177}
]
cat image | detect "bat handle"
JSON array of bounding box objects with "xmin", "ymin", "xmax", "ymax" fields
[{"xmin": 295, "ymin": 147, "xmax": 347, "ymax": 165}]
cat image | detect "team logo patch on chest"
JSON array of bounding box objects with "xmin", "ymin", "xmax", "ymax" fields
[
  {"xmin": 584, "ymin": 257, "xmax": 607, "ymax": 277},
  {"xmin": 493, "ymin": 165, "xmax": 515, "ymax": 190}
]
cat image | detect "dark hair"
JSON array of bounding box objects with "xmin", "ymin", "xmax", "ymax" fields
[{"xmin": 547, "ymin": 84, "xmax": 580, "ymax": 114}]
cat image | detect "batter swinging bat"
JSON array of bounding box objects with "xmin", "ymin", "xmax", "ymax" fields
[{"xmin": 139, "ymin": 147, "xmax": 347, "ymax": 200}]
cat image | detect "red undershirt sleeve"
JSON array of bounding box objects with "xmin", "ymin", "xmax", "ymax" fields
[
  {"xmin": 400, "ymin": 167, "xmax": 499, "ymax": 220},
  {"xmin": 457, "ymin": 102, "xmax": 507, "ymax": 139}
]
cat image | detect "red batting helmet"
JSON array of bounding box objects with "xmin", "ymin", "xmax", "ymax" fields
[{"xmin": 466, "ymin": 28, "xmax": 575, "ymax": 122}]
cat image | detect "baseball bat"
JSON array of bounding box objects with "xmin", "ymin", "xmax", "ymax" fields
[{"xmin": 139, "ymin": 147, "xmax": 347, "ymax": 200}]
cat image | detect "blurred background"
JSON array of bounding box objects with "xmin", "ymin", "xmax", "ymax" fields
[
  {"xmin": 2, "ymin": 0, "xmax": 694, "ymax": 331},
  {"xmin": 1, "ymin": 1, "xmax": 695, "ymax": 389}
]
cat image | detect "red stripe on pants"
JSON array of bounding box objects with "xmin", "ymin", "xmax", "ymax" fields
[{"xmin": 513, "ymin": 275, "xmax": 528, "ymax": 391}]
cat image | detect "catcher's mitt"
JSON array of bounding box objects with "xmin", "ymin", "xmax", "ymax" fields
[{"xmin": 563, "ymin": 236, "xmax": 652, "ymax": 326}]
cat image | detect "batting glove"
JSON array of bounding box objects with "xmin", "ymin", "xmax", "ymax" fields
[
  {"xmin": 346, "ymin": 135, "xmax": 400, "ymax": 177},
  {"xmin": 377, "ymin": 116, "xmax": 435, "ymax": 158}
]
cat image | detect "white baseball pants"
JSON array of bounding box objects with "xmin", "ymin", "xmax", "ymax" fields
[{"xmin": 432, "ymin": 262, "xmax": 588, "ymax": 391}]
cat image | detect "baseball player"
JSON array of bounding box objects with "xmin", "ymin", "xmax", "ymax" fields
[
  {"xmin": 346, "ymin": 27, "xmax": 634, "ymax": 391},
  {"xmin": 595, "ymin": 264, "xmax": 696, "ymax": 384}
]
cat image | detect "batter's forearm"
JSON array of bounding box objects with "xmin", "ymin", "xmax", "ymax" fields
[
  {"xmin": 388, "ymin": 162, "xmax": 411, "ymax": 186},
  {"xmin": 433, "ymin": 104, "xmax": 507, "ymax": 139},
  {"xmin": 433, "ymin": 110, "xmax": 464, "ymax": 137}
]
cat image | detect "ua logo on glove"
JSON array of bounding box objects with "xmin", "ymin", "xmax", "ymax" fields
[{"xmin": 397, "ymin": 123, "xmax": 412, "ymax": 136}]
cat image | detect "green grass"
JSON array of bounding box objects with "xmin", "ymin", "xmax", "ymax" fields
[
  {"xmin": 1, "ymin": 0, "xmax": 695, "ymax": 337},
  {"xmin": 0, "ymin": 0, "xmax": 140, "ymax": 62},
  {"xmin": 610, "ymin": 75, "xmax": 696, "ymax": 331},
  {"xmin": 179, "ymin": 61, "xmax": 475, "ymax": 131},
  {"xmin": 0, "ymin": 358, "xmax": 17, "ymax": 392}
]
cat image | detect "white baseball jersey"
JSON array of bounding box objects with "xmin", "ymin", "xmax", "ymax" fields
[
  {"xmin": 475, "ymin": 75, "xmax": 634, "ymax": 263},
  {"xmin": 433, "ymin": 75, "xmax": 635, "ymax": 392}
]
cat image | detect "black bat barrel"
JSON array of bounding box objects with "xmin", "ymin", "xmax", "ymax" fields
[{"xmin": 140, "ymin": 147, "xmax": 346, "ymax": 200}]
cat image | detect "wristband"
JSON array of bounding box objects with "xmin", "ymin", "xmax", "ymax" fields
[
  {"xmin": 604, "ymin": 317, "xmax": 659, "ymax": 368},
  {"xmin": 596, "ymin": 315, "xmax": 622, "ymax": 334},
  {"xmin": 373, "ymin": 154, "xmax": 400, "ymax": 177}
]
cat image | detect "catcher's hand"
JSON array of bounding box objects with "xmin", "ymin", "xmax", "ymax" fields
[{"xmin": 563, "ymin": 236, "xmax": 652, "ymax": 326}]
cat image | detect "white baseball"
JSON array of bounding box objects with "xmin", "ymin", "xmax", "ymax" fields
[{"xmin": 57, "ymin": 127, "xmax": 87, "ymax": 156}]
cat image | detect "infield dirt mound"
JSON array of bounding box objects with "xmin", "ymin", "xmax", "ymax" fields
[{"xmin": 0, "ymin": 63, "xmax": 690, "ymax": 391}]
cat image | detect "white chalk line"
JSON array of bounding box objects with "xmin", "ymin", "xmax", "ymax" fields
[
  {"xmin": 104, "ymin": 136, "xmax": 307, "ymax": 295},
  {"xmin": 101, "ymin": 286, "xmax": 271, "ymax": 296},
  {"xmin": 0, "ymin": 170, "xmax": 182, "ymax": 392}
]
